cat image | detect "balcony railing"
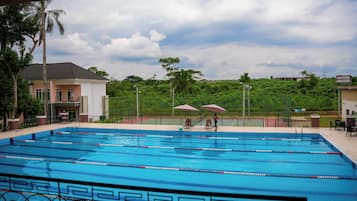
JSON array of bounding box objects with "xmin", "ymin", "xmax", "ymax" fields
[{"xmin": 55, "ymin": 96, "xmax": 80, "ymax": 103}]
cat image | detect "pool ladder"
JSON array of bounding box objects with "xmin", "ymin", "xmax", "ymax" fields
[
  {"xmin": 71, "ymin": 120, "xmax": 80, "ymax": 132},
  {"xmin": 295, "ymin": 125, "xmax": 304, "ymax": 138}
]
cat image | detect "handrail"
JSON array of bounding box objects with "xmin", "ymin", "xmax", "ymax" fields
[{"xmin": 0, "ymin": 172, "xmax": 307, "ymax": 201}]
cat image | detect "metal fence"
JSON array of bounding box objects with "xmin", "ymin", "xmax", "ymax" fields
[
  {"xmin": 0, "ymin": 173, "xmax": 307, "ymax": 201},
  {"xmin": 92, "ymin": 114, "xmax": 311, "ymax": 128}
]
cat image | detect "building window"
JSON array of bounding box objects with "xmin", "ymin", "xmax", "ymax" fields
[
  {"xmin": 346, "ymin": 109, "xmax": 350, "ymax": 116},
  {"xmin": 68, "ymin": 88, "xmax": 73, "ymax": 101},
  {"xmin": 56, "ymin": 89, "xmax": 62, "ymax": 101},
  {"xmin": 35, "ymin": 89, "xmax": 42, "ymax": 100},
  {"xmin": 47, "ymin": 89, "xmax": 51, "ymax": 101}
]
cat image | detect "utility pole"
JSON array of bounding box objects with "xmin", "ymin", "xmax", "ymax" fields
[
  {"xmin": 247, "ymin": 85, "xmax": 252, "ymax": 117},
  {"xmin": 135, "ymin": 85, "xmax": 139, "ymax": 124},
  {"xmin": 242, "ymin": 83, "xmax": 246, "ymax": 126},
  {"xmin": 172, "ymin": 87, "xmax": 175, "ymax": 116}
]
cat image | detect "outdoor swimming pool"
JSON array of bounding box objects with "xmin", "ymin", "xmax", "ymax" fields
[{"xmin": 0, "ymin": 127, "xmax": 356, "ymax": 201}]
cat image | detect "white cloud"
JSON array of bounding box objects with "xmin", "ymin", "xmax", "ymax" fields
[
  {"xmin": 163, "ymin": 43, "xmax": 355, "ymax": 79},
  {"xmin": 38, "ymin": 0, "xmax": 357, "ymax": 80},
  {"xmin": 51, "ymin": 0, "xmax": 357, "ymax": 43},
  {"xmin": 150, "ymin": 30, "xmax": 166, "ymax": 42},
  {"xmin": 48, "ymin": 33, "xmax": 94, "ymax": 54},
  {"xmin": 102, "ymin": 32, "xmax": 162, "ymax": 58}
]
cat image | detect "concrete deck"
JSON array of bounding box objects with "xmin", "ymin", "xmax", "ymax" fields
[{"xmin": 1, "ymin": 123, "xmax": 356, "ymax": 164}]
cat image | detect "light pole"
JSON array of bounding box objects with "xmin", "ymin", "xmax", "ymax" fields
[
  {"xmin": 240, "ymin": 83, "xmax": 251, "ymax": 126},
  {"xmin": 172, "ymin": 87, "xmax": 175, "ymax": 116},
  {"xmin": 240, "ymin": 82, "xmax": 246, "ymax": 126},
  {"xmin": 134, "ymin": 85, "xmax": 139, "ymax": 124},
  {"xmin": 247, "ymin": 85, "xmax": 252, "ymax": 117}
]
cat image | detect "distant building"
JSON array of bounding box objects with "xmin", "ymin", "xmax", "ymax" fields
[
  {"xmin": 336, "ymin": 75, "xmax": 352, "ymax": 85},
  {"xmin": 22, "ymin": 62, "xmax": 109, "ymax": 122},
  {"xmin": 272, "ymin": 76, "xmax": 306, "ymax": 81},
  {"xmin": 338, "ymin": 86, "xmax": 357, "ymax": 120}
]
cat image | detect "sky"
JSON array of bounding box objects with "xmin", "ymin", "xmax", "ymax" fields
[{"xmin": 31, "ymin": 0, "xmax": 357, "ymax": 80}]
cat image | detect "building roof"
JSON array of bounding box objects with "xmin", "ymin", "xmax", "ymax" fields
[
  {"xmin": 0, "ymin": 0, "xmax": 39, "ymax": 5},
  {"xmin": 338, "ymin": 86, "xmax": 357, "ymax": 91},
  {"xmin": 22, "ymin": 62, "xmax": 108, "ymax": 81}
]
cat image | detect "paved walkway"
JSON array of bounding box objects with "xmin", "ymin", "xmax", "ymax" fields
[{"xmin": 1, "ymin": 123, "xmax": 356, "ymax": 163}]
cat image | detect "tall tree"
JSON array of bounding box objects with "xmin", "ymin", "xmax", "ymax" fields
[
  {"xmin": 1, "ymin": 47, "xmax": 32, "ymax": 117},
  {"xmin": 167, "ymin": 69, "xmax": 202, "ymax": 94},
  {"xmin": 299, "ymin": 70, "xmax": 319, "ymax": 89},
  {"xmin": 159, "ymin": 57, "xmax": 202, "ymax": 94},
  {"xmin": 88, "ymin": 66, "xmax": 109, "ymax": 77},
  {"xmin": 124, "ymin": 75, "xmax": 144, "ymax": 83},
  {"xmin": 0, "ymin": 4, "xmax": 38, "ymax": 119},
  {"xmin": 27, "ymin": 0, "xmax": 65, "ymax": 116},
  {"xmin": 159, "ymin": 57, "xmax": 179, "ymax": 72},
  {"xmin": 239, "ymin": 72, "xmax": 251, "ymax": 83}
]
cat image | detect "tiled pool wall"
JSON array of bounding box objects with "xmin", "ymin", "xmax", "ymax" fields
[{"xmin": 1, "ymin": 127, "xmax": 356, "ymax": 168}]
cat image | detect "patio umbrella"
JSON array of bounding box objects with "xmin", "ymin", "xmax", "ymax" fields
[
  {"xmin": 174, "ymin": 104, "xmax": 199, "ymax": 112},
  {"xmin": 201, "ymin": 104, "xmax": 226, "ymax": 113}
]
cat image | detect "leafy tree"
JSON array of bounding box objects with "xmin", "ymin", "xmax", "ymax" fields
[
  {"xmin": 0, "ymin": 4, "xmax": 38, "ymax": 118},
  {"xmin": 167, "ymin": 69, "xmax": 203, "ymax": 94},
  {"xmin": 0, "ymin": 61, "xmax": 14, "ymax": 129},
  {"xmin": 159, "ymin": 57, "xmax": 179, "ymax": 72},
  {"xmin": 159, "ymin": 57, "xmax": 202, "ymax": 94},
  {"xmin": 88, "ymin": 66, "xmax": 109, "ymax": 77},
  {"xmin": 299, "ymin": 70, "xmax": 319, "ymax": 89},
  {"xmin": 1, "ymin": 47, "xmax": 32, "ymax": 117},
  {"xmin": 0, "ymin": 4, "xmax": 37, "ymax": 51},
  {"xmin": 124, "ymin": 75, "xmax": 144, "ymax": 83},
  {"xmin": 239, "ymin": 72, "xmax": 251, "ymax": 83}
]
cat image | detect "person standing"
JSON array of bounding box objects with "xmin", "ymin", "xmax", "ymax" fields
[{"xmin": 213, "ymin": 113, "xmax": 218, "ymax": 131}]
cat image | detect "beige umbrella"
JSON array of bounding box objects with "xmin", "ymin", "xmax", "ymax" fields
[
  {"xmin": 201, "ymin": 104, "xmax": 226, "ymax": 113},
  {"xmin": 174, "ymin": 104, "xmax": 199, "ymax": 112}
]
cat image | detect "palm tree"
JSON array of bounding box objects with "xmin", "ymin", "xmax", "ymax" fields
[{"xmin": 28, "ymin": 0, "xmax": 65, "ymax": 117}]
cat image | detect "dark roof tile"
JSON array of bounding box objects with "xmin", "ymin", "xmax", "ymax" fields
[{"xmin": 22, "ymin": 62, "xmax": 108, "ymax": 81}]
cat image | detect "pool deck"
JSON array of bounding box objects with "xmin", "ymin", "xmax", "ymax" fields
[{"xmin": 1, "ymin": 122, "xmax": 356, "ymax": 164}]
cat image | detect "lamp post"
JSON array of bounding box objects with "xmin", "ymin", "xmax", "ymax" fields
[
  {"xmin": 247, "ymin": 85, "xmax": 252, "ymax": 117},
  {"xmin": 240, "ymin": 82, "xmax": 246, "ymax": 126},
  {"xmin": 240, "ymin": 82, "xmax": 251, "ymax": 126},
  {"xmin": 134, "ymin": 85, "xmax": 139, "ymax": 124},
  {"xmin": 172, "ymin": 87, "xmax": 175, "ymax": 116}
]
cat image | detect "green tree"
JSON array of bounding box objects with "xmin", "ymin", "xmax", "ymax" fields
[
  {"xmin": 167, "ymin": 69, "xmax": 202, "ymax": 94},
  {"xmin": 124, "ymin": 75, "xmax": 144, "ymax": 83},
  {"xmin": 159, "ymin": 57, "xmax": 179, "ymax": 72},
  {"xmin": 1, "ymin": 47, "xmax": 32, "ymax": 117},
  {"xmin": 0, "ymin": 61, "xmax": 14, "ymax": 129},
  {"xmin": 0, "ymin": 4, "xmax": 38, "ymax": 118},
  {"xmin": 239, "ymin": 72, "xmax": 251, "ymax": 83},
  {"xmin": 299, "ymin": 70, "xmax": 319, "ymax": 89},
  {"xmin": 88, "ymin": 66, "xmax": 109, "ymax": 77},
  {"xmin": 159, "ymin": 57, "xmax": 202, "ymax": 94}
]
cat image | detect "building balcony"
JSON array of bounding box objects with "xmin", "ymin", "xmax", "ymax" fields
[
  {"xmin": 55, "ymin": 96, "xmax": 80, "ymax": 103},
  {"xmin": 53, "ymin": 96, "xmax": 81, "ymax": 107}
]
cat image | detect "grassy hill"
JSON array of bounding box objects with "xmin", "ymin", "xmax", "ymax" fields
[{"xmin": 108, "ymin": 77, "xmax": 338, "ymax": 118}]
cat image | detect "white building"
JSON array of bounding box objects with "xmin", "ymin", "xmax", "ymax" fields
[{"xmin": 22, "ymin": 62, "xmax": 109, "ymax": 121}]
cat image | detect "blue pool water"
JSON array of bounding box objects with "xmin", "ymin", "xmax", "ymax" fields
[{"xmin": 0, "ymin": 127, "xmax": 356, "ymax": 200}]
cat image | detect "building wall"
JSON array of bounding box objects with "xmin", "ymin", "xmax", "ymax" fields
[
  {"xmin": 54, "ymin": 84, "xmax": 81, "ymax": 102},
  {"xmin": 29, "ymin": 79, "xmax": 107, "ymax": 121},
  {"xmin": 341, "ymin": 90, "xmax": 357, "ymax": 119},
  {"xmin": 80, "ymin": 82, "xmax": 107, "ymax": 121}
]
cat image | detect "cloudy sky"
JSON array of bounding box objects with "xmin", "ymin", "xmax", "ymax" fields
[{"xmin": 31, "ymin": 0, "xmax": 357, "ymax": 80}]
